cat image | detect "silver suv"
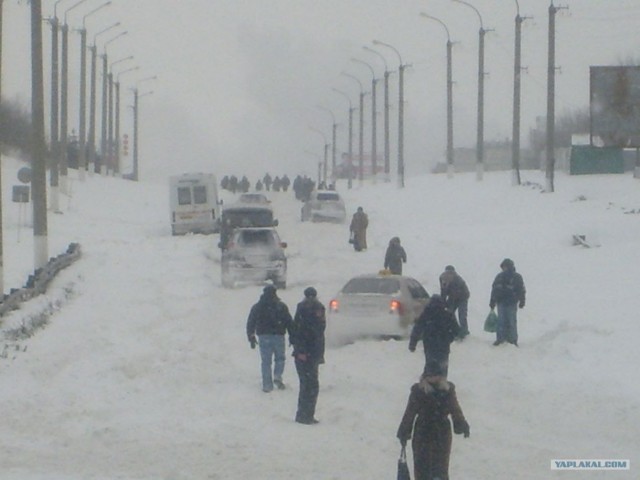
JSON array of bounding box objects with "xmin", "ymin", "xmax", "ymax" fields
[
  {"xmin": 221, "ymin": 227, "xmax": 287, "ymax": 289},
  {"xmin": 301, "ymin": 190, "xmax": 346, "ymax": 223}
]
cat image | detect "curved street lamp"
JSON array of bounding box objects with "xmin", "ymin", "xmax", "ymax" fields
[
  {"xmin": 76, "ymin": 1, "xmax": 111, "ymax": 180},
  {"xmin": 87, "ymin": 21, "xmax": 119, "ymax": 175},
  {"xmin": 112, "ymin": 65, "xmax": 139, "ymax": 176},
  {"xmin": 341, "ymin": 71, "xmax": 366, "ymax": 184},
  {"xmin": 364, "ymin": 45, "xmax": 392, "ymax": 182},
  {"xmin": 421, "ymin": 13, "xmax": 455, "ymax": 178},
  {"xmin": 332, "ymin": 87, "xmax": 355, "ymax": 189},
  {"xmin": 130, "ymin": 75, "xmax": 157, "ymax": 181},
  {"xmin": 351, "ymin": 58, "xmax": 378, "ymax": 182},
  {"xmin": 452, "ymin": 0, "xmax": 489, "ymax": 181},
  {"xmin": 309, "ymin": 126, "xmax": 329, "ymax": 185},
  {"xmin": 317, "ymin": 106, "xmax": 337, "ymax": 184},
  {"xmin": 99, "ymin": 30, "xmax": 127, "ymax": 174},
  {"xmin": 373, "ymin": 39, "xmax": 407, "ymax": 187}
]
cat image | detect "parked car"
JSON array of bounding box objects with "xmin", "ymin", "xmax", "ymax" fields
[
  {"xmin": 301, "ymin": 190, "xmax": 346, "ymax": 223},
  {"xmin": 221, "ymin": 227, "xmax": 287, "ymax": 289},
  {"xmin": 327, "ymin": 273, "xmax": 430, "ymax": 343},
  {"xmin": 218, "ymin": 203, "xmax": 278, "ymax": 250},
  {"xmin": 238, "ymin": 193, "xmax": 270, "ymax": 205}
]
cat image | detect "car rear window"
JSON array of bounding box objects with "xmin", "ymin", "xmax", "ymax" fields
[
  {"xmin": 237, "ymin": 230, "xmax": 277, "ymax": 247},
  {"xmin": 342, "ymin": 277, "xmax": 401, "ymax": 295},
  {"xmin": 317, "ymin": 193, "xmax": 340, "ymax": 201}
]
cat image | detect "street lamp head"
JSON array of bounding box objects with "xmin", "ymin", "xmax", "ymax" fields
[
  {"xmin": 420, "ymin": 12, "xmax": 451, "ymax": 42},
  {"xmin": 93, "ymin": 21, "xmax": 120, "ymax": 44},
  {"xmin": 82, "ymin": 1, "xmax": 112, "ymax": 29},
  {"xmin": 372, "ymin": 39, "xmax": 403, "ymax": 65},
  {"xmin": 64, "ymin": 0, "xmax": 90, "ymax": 24},
  {"xmin": 451, "ymin": 0, "xmax": 484, "ymax": 29}
]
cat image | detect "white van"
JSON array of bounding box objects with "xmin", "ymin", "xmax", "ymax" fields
[{"xmin": 170, "ymin": 173, "xmax": 221, "ymax": 235}]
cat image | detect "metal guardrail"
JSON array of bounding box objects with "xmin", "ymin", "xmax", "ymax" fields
[{"xmin": 0, "ymin": 243, "xmax": 82, "ymax": 318}]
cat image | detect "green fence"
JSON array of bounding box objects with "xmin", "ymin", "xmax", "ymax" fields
[{"xmin": 569, "ymin": 146, "xmax": 624, "ymax": 175}]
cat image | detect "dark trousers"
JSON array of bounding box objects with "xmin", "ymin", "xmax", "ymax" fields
[{"xmin": 295, "ymin": 359, "xmax": 319, "ymax": 422}]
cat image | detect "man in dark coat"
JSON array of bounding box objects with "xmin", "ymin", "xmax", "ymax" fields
[
  {"xmin": 397, "ymin": 361, "xmax": 470, "ymax": 480},
  {"xmin": 439, "ymin": 265, "xmax": 471, "ymax": 339},
  {"xmin": 291, "ymin": 287, "xmax": 326, "ymax": 425},
  {"xmin": 409, "ymin": 295, "xmax": 460, "ymax": 377},
  {"xmin": 246, "ymin": 285, "xmax": 294, "ymax": 392},
  {"xmin": 384, "ymin": 236, "xmax": 407, "ymax": 274},
  {"xmin": 489, "ymin": 258, "xmax": 526, "ymax": 346}
]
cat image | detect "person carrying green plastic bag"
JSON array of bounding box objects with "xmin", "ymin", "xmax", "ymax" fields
[{"xmin": 484, "ymin": 308, "xmax": 498, "ymax": 333}]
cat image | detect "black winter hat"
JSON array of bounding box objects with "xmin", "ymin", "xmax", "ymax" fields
[
  {"xmin": 304, "ymin": 287, "xmax": 317, "ymax": 298},
  {"xmin": 500, "ymin": 258, "xmax": 515, "ymax": 269},
  {"xmin": 263, "ymin": 285, "xmax": 277, "ymax": 295},
  {"xmin": 445, "ymin": 265, "xmax": 455, "ymax": 272}
]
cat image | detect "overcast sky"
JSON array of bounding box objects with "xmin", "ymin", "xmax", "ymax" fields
[{"xmin": 4, "ymin": 0, "xmax": 640, "ymax": 181}]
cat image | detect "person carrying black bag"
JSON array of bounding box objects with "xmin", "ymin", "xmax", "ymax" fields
[
  {"xmin": 397, "ymin": 361, "xmax": 470, "ymax": 480},
  {"xmin": 291, "ymin": 287, "xmax": 326, "ymax": 425}
]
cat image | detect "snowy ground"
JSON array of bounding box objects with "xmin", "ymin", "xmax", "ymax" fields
[{"xmin": 0, "ymin": 158, "xmax": 638, "ymax": 479}]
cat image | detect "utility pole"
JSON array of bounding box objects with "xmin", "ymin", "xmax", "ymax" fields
[
  {"xmin": 31, "ymin": 0, "xmax": 49, "ymax": 269},
  {"xmin": 546, "ymin": 2, "xmax": 566, "ymax": 192},
  {"xmin": 421, "ymin": 14, "xmax": 454, "ymax": 178},
  {"xmin": 48, "ymin": 8, "xmax": 60, "ymax": 212},
  {"xmin": 332, "ymin": 88, "xmax": 354, "ymax": 189},
  {"xmin": 0, "ymin": 0, "xmax": 5, "ymax": 295},
  {"xmin": 512, "ymin": 2, "xmax": 525, "ymax": 186}
]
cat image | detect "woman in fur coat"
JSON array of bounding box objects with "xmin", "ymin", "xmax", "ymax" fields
[{"xmin": 397, "ymin": 362, "xmax": 470, "ymax": 480}]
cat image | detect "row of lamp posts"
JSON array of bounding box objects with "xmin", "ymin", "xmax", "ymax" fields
[
  {"xmin": 0, "ymin": 0, "xmax": 157, "ymax": 294},
  {"xmin": 306, "ymin": 1, "xmax": 550, "ymax": 191}
]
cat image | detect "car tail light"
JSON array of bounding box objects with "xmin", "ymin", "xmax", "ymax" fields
[
  {"xmin": 390, "ymin": 299, "xmax": 403, "ymax": 315},
  {"xmin": 329, "ymin": 299, "xmax": 339, "ymax": 312}
]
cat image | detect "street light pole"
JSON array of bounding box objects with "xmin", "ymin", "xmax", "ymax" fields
[
  {"xmin": 512, "ymin": 0, "xmax": 529, "ymax": 186},
  {"xmin": 421, "ymin": 13, "xmax": 455, "ymax": 178},
  {"xmin": 352, "ymin": 58, "xmax": 378, "ymax": 183},
  {"xmin": 47, "ymin": 0, "xmax": 64, "ymax": 212},
  {"xmin": 309, "ymin": 126, "xmax": 329, "ymax": 186},
  {"xmin": 114, "ymin": 66, "xmax": 138, "ymax": 176},
  {"xmin": 59, "ymin": 0, "xmax": 89, "ymax": 194},
  {"xmin": 304, "ymin": 150, "xmax": 322, "ymax": 186},
  {"xmin": 100, "ymin": 30, "xmax": 127, "ymax": 175},
  {"xmin": 77, "ymin": 1, "xmax": 111, "ymax": 181},
  {"xmin": 364, "ymin": 46, "xmax": 392, "ymax": 183},
  {"xmin": 452, "ymin": 0, "xmax": 490, "ymax": 181},
  {"xmin": 131, "ymin": 75, "xmax": 156, "ymax": 181},
  {"xmin": 108, "ymin": 56, "xmax": 132, "ymax": 175},
  {"xmin": 0, "ymin": 0, "xmax": 5, "ymax": 294},
  {"xmin": 317, "ymin": 106, "xmax": 337, "ymax": 185},
  {"xmin": 332, "ymin": 88, "xmax": 355, "ymax": 189},
  {"xmin": 374, "ymin": 40, "xmax": 407, "ymax": 188},
  {"xmin": 341, "ymin": 72, "xmax": 366, "ymax": 185},
  {"xmin": 88, "ymin": 21, "xmax": 119, "ymax": 176},
  {"xmin": 31, "ymin": 0, "xmax": 49, "ymax": 269}
]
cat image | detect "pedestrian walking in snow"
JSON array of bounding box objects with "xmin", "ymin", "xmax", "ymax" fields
[
  {"xmin": 489, "ymin": 258, "xmax": 526, "ymax": 346},
  {"xmin": 397, "ymin": 361, "xmax": 470, "ymax": 480},
  {"xmin": 291, "ymin": 287, "xmax": 326, "ymax": 425},
  {"xmin": 409, "ymin": 294, "xmax": 460, "ymax": 377},
  {"xmin": 384, "ymin": 236, "xmax": 407, "ymax": 275},
  {"xmin": 349, "ymin": 207, "xmax": 368, "ymax": 252},
  {"xmin": 246, "ymin": 285, "xmax": 294, "ymax": 392},
  {"xmin": 439, "ymin": 265, "xmax": 471, "ymax": 339}
]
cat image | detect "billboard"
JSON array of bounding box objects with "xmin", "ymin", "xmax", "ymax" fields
[{"xmin": 590, "ymin": 66, "xmax": 640, "ymax": 148}]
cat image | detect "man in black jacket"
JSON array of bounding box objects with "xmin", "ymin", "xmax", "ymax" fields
[
  {"xmin": 489, "ymin": 258, "xmax": 526, "ymax": 346},
  {"xmin": 246, "ymin": 285, "xmax": 293, "ymax": 392},
  {"xmin": 291, "ymin": 287, "xmax": 326, "ymax": 425},
  {"xmin": 409, "ymin": 295, "xmax": 460, "ymax": 377}
]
